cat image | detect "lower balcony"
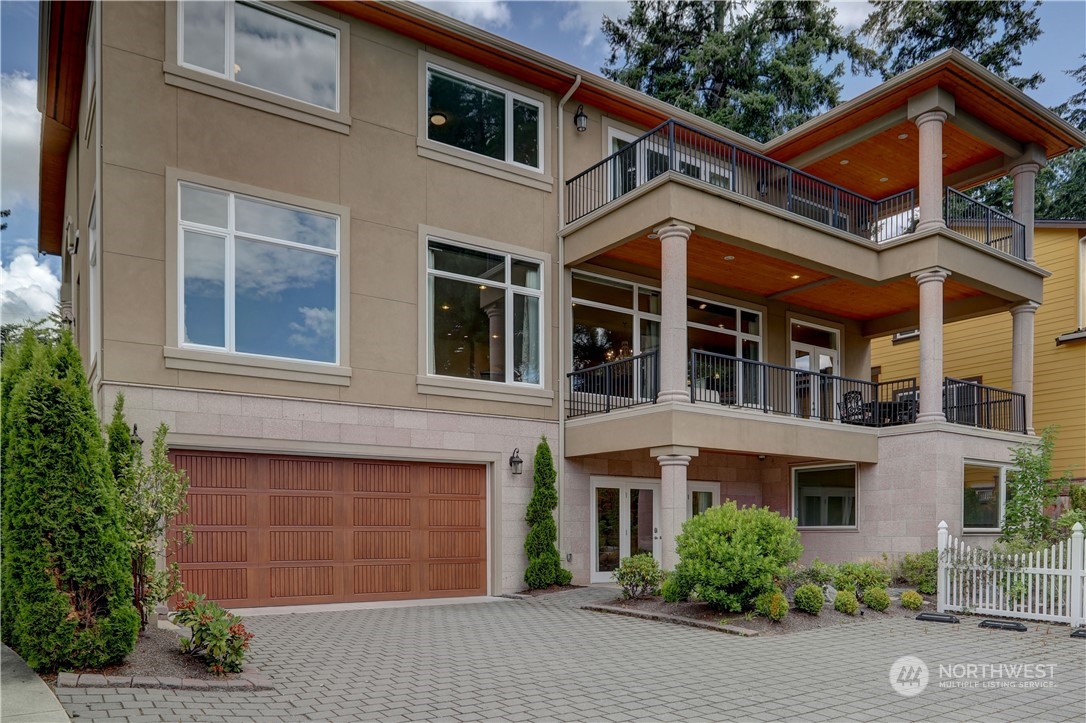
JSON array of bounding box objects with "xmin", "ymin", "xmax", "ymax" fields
[{"xmin": 566, "ymin": 349, "xmax": 1026, "ymax": 434}]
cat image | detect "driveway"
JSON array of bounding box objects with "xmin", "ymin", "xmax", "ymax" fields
[{"xmin": 58, "ymin": 587, "xmax": 1085, "ymax": 722}]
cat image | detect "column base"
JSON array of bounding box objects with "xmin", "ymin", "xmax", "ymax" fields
[
  {"xmin": 915, "ymin": 219, "xmax": 946, "ymax": 234},
  {"xmin": 656, "ymin": 390, "xmax": 690, "ymax": 404},
  {"xmin": 916, "ymin": 412, "xmax": 946, "ymax": 423}
]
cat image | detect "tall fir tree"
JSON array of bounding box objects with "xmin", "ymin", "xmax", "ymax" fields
[
  {"xmin": 523, "ymin": 437, "xmax": 572, "ymax": 588},
  {"xmin": 2, "ymin": 333, "xmax": 139, "ymax": 670}
]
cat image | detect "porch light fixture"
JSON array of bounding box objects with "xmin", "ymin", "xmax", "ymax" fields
[
  {"xmin": 573, "ymin": 104, "xmax": 588, "ymax": 132},
  {"xmin": 839, "ymin": 159, "xmax": 849, "ymax": 165},
  {"xmin": 509, "ymin": 448, "xmax": 523, "ymax": 475},
  {"xmin": 131, "ymin": 424, "xmax": 143, "ymax": 450},
  {"xmin": 430, "ymin": 111, "xmax": 448, "ymax": 126}
]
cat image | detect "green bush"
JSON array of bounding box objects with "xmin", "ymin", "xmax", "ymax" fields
[
  {"xmin": 523, "ymin": 438, "xmax": 572, "ymax": 588},
  {"xmin": 1070, "ymin": 484, "xmax": 1086, "ymax": 513},
  {"xmin": 781, "ymin": 559, "xmax": 838, "ymax": 589},
  {"xmin": 672, "ymin": 502, "xmax": 802, "ymax": 612},
  {"xmin": 793, "ymin": 583, "xmax": 824, "ymax": 615},
  {"xmin": 864, "ymin": 586, "xmax": 891, "ymax": 612},
  {"xmin": 614, "ymin": 554, "xmax": 663, "ymax": 599},
  {"xmin": 900, "ymin": 590, "xmax": 924, "ymax": 610},
  {"xmin": 754, "ymin": 589, "xmax": 789, "ymax": 622},
  {"xmin": 1, "ymin": 333, "xmax": 139, "ymax": 670},
  {"xmin": 898, "ymin": 550, "xmax": 938, "ymax": 595},
  {"xmin": 171, "ymin": 593, "xmax": 254, "ymax": 674},
  {"xmin": 1054, "ymin": 509, "xmax": 1086, "ymax": 542},
  {"xmin": 833, "ymin": 561, "xmax": 891, "ymax": 600},
  {"xmin": 661, "ymin": 572, "xmax": 692, "ymax": 603},
  {"xmin": 834, "ymin": 590, "xmax": 859, "ymax": 615}
]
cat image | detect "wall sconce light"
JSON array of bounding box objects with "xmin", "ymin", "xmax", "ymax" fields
[
  {"xmin": 131, "ymin": 423, "xmax": 144, "ymax": 451},
  {"xmin": 430, "ymin": 111, "xmax": 448, "ymax": 126},
  {"xmin": 573, "ymin": 104, "xmax": 588, "ymax": 133},
  {"xmin": 509, "ymin": 448, "xmax": 523, "ymax": 475}
]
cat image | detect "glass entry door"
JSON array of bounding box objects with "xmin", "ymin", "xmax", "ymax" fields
[
  {"xmin": 591, "ymin": 478, "xmax": 661, "ymax": 583},
  {"xmin": 790, "ymin": 321, "xmax": 840, "ymax": 421}
]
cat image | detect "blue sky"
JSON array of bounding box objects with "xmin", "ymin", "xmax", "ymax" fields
[{"xmin": 2, "ymin": 0, "xmax": 1084, "ymax": 325}]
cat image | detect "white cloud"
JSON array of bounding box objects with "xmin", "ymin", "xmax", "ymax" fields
[
  {"xmin": 830, "ymin": 0, "xmax": 874, "ymax": 30},
  {"xmin": 1, "ymin": 72, "xmax": 41, "ymax": 212},
  {"xmin": 288, "ymin": 305, "xmax": 335, "ymax": 349},
  {"xmin": 415, "ymin": 1, "xmax": 512, "ymax": 29},
  {"xmin": 0, "ymin": 246, "xmax": 60, "ymax": 325},
  {"xmin": 558, "ymin": 1, "xmax": 629, "ymax": 49}
]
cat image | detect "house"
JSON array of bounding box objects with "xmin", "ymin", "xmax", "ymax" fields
[
  {"xmin": 871, "ymin": 220, "xmax": 1086, "ymax": 490},
  {"xmin": 37, "ymin": 0, "xmax": 1086, "ymax": 607}
]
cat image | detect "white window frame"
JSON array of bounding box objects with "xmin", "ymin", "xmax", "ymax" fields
[
  {"xmin": 963, "ymin": 461, "xmax": 1010, "ymax": 534},
  {"xmin": 425, "ymin": 63, "xmax": 544, "ymax": 173},
  {"xmin": 88, "ymin": 194, "xmax": 99, "ymax": 373},
  {"xmin": 793, "ymin": 463, "xmax": 857, "ymax": 530},
  {"xmin": 426, "ymin": 237, "xmax": 546, "ymax": 388},
  {"xmin": 176, "ymin": 0, "xmax": 340, "ymax": 112},
  {"xmin": 688, "ymin": 481, "xmax": 719, "ymax": 518},
  {"xmin": 176, "ymin": 181, "xmax": 341, "ymax": 366}
]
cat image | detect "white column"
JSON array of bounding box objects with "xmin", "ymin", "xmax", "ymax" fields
[
  {"xmin": 914, "ymin": 110, "xmax": 948, "ymax": 234},
  {"xmin": 913, "ymin": 267, "xmax": 950, "ymax": 423},
  {"xmin": 1011, "ymin": 301, "xmax": 1039, "ymax": 434},
  {"xmin": 656, "ymin": 221, "xmax": 694, "ymax": 403},
  {"xmin": 656, "ymin": 453, "xmax": 691, "ymax": 571},
  {"xmin": 1011, "ymin": 162, "xmax": 1040, "ymax": 263},
  {"xmin": 484, "ymin": 304, "xmax": 504, "ymax": 381}
]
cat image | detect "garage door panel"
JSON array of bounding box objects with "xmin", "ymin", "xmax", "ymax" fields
[
  {"xmin": 177, "ymin": 454, "xmax": 247, "ymax": 488},
  {"xmin": 354, "ymin": 462, "xmax": 412, "ymax": 493},
  {"xmin": 427, "ymin": 562, "xmax": 483, "ymax": 591},
  {"xmin": 429, "ymin": 498, "xmax": 483, "ymax": 527},
  {"xmin": 268, "ymin": 458, "xmax": 334, "ymax": 490},
  {"xmin": 185, "ymin": 568, "xmax": 248, "ymax": 601},
  {"xmin": 354, "ymin": 563, "xmax": 413, "ymax": 594},
  {"xmin": 179, "ymin": 494, "xmax": 247, "ymax": 526},
  {"xmin": 428, "ymin": 530, "xmax": 481, "ymax": 558},
  {"xmin": 177, "ymin": 530, "xmax": 248, "ymax": 564},
  {"xmin": 429, "ymin": 466, "xmax": 484, "ymax": 496},
  {"xmin": 353, "ymin": 530, "xmax": 410, "ymax": 560},
  {"xmin": 354, "ymin": 497, "xmax": 411, "ymax": 526},
  {"xmin": 270, "ymin": 495, "xmax": 334, "ymax": 526},
  {"xmin": 271, "ymin": 566, "xmax": 335, "ymax": 598},
  {"xmin": 270, "ymin": 530, "xmax": 334, "ymax": 561}
]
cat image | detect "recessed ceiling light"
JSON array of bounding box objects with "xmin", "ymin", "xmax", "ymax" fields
[
  {"xmin": 699, "ymin": 303, "xmax": 707, "ymax": 310},
  {"xmin": 441, "ymin": 304, "xmax": 450, "ymax": 310},
  {"xmin": 839, "ymin": 159, "xmax": 849, "ymax": 165},
  {"xmin": 724, "ymin": 255, "xmax": 735, "ymax": 261},
  {"xmin": 790, "ymin": 274, "xmax": 800, "ymax": 280},
  {"xmin": 880, "ymin": 177, "xmax": 889, "ymax": 182},
  {"xmin": 942, "ymin": 153, "xmax": 948, "ymax": 158},
  {"xmin": 898, "ymin": 133, "xmax": 909, "ymax": 140},
  {"xmin": 479, "ymin": 285, "xmax": 487, "ymax": 290},
  {"xmin": 647, "ymin": 233, "xmax": 659, "ymax": 239}
]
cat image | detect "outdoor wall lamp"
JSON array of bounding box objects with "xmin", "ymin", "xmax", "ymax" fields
[
  {"xmin": 573, "ymin": 104, "xmax": 588, "ymax": 132},
  {"xmin": 131, "ymin": 423, "xmax": 143, "ymax": 450},
  {"xmin": 509, "ymin": 448, "xmax": 523, "ymax": 474}
]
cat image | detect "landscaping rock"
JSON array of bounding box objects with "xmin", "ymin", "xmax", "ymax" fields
[{"xmin": 822, "ymin": 584, "xmax": 837, "ymax": 603}]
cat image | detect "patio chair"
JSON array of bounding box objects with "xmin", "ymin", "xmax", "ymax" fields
[{"xmin": 838, "ymin": 390, "xmax": 873, "ymax": 425}]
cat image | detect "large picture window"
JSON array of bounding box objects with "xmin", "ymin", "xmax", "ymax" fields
[
  {"xmin": 178, "ymin": 182, "xmax": 339, "ymax": 364},
  {"xmin": 427, "ymin": 240, "xmax": 543, "ymax": 385},
  {"xmin": 794, "ymin": 465, "xmax": 856, "ymax": 528},
  {"xmin": 179, "ymin": 0, "xmax": 339, "ymax": 111},
  {"xmin": 963, "ymin": 462, "xmax": 1008, "ymax": 531},
  {"xmin": 426, "ymin": 65, "xmax": 542, "ymax": 171}
]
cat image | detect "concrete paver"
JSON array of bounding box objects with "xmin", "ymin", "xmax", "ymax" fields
[{"xmin": 55, "ymin": 587, "xmax": 1086, "ymax": 722}]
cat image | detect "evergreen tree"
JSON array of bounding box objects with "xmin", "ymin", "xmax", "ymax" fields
[
  {"xmin": 602, "ymin": 0, "xmax": 874, "ymax": 142},
  {"xmin": 857, "ymin": 0, "xmax": 1043, "ymax": 89},
  {"xmin": 2, "ymin": 333, "xmax": 139, "ymax": 670},
  {"xmin": 106, "ymin": 394, "xmax": 134, "ymax": 488},
  {"xmin": 523, "ymin": 437, "xmax": 572, "ymax": 588}
]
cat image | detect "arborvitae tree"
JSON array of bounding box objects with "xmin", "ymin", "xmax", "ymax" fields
[
  {"xmin": 523, "ymin": 437, "xmax": 572, "ymax": 588},
  {"xmin": 3, "ymin": 333, "xmax": 139, "ymax": 670},
  {"xmin": 106, "ymin": 394, "xmax": 134, "ymax": 488}
]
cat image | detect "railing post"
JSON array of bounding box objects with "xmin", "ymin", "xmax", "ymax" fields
[
  {"xmin": 937, "ymin": 520, "xmax": 949, "ymax": 613},
  {"xmin": 730, "ymin": 144, "xmax": 737, "ymax": 192},
  {"xmin": 986, "ymin": 207, "xmax": 992, "ymax": 247},
  {"xmin": 833, "ymin": 188, "xmax": 840, "ymax": 229},
  {"xmin": 604, "ymin": 365, "xmax": 613, "ymax": 413},
  {"xmin": 1070, "ymin": 523, "xmax": 1084, "ymax": 627},
  {"xmin": 667, "ymin": 121, "xmax": 676, "ymax": 173},
  {"xmin": 689, "ymin": 350, "xmax": 696, "ymax": 403},
  {"xmin": 786, "ymin": 170, "xmax": 793, "ymax": 211}
]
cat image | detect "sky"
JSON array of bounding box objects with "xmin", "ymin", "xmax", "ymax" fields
[{"xmin": 1, "ymin": 0, "xmax": 1085, "ymax": 326}]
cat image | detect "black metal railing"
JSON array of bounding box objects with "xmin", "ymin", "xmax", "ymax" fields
[
  {"xmin": 566, "ymin": 120, "xmax": 916, "ymax": 242},
  {"xmin": 567, "ymin": 350, "xmax": 659, "ymax": 418},
  {"xmin": 945, "ymin": 188, "xmax": 1026, "ymax": 260},
  {"xmin": 689, "ymin": 350, "xmax": 918, "ymax": 426},
  {"xmin": 943, "ymin": 377, "xmax": 1026, "ymax": 433}
]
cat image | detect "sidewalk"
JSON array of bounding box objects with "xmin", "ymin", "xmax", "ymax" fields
[{"xmin": 1, "ymin": 644, "xmax": 69, "ymax": 722}]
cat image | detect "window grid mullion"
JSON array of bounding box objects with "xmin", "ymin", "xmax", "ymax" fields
[
  {"xmin": 232, "ymin": 232, "xmax": 338, "ymax": 257},
  {"xmin": 225, "ymin": 0, "xmax": 236, "ymax": 80},
  {"xmin": 428, "ymin": 267, "xmax": 509, "ymax": 290},
  {"xmin": 225, "ymin": 194, "xmax": 236, "ymax": 354},
  {"xmin": 505, "ymin": 286, "xmax": 514, "ymax": 383}
]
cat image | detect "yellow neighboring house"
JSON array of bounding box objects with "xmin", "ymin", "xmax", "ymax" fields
[{"xmin": 872, "ymin": 221, "xmax": 1086, "ymax": 479}]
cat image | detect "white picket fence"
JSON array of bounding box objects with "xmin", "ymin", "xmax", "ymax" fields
[{"xmin": 937, "ymin": 521, "xmax": 1085, "ymax": 626}]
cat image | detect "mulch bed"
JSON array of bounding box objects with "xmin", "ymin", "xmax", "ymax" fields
[{"xmin": 516, "ymin": 584, "xmax": 584, "ymax": 597}]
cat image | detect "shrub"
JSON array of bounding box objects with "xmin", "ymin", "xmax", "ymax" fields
[
  {"xmin": 833, "ymin": 561, "xmax": 891, "ymax": 600},
  {"xmin": 899, "ymin": 549, "xmax": 938, "ymax": 595},
  {"xmin": 793, "ymin": 583, "xmax": 824, "ymax": 615},
  {"xmin": 1, "ymin": 333, "xmax": 139, "ymax": 670},
  {"xmin": 1070, "ymin": 484, "xmax": 1086, "ymax": 513},
  {"xmin": 834, "ymin": 590, "xmax": 859, "ymax": 615},
  {"xmin": 864, "ymin": 586, "xmax": 891, "ymax": 612},
  {"xmin": 1002, "ymin": 427, "xmax": 1067, "ymax": 545},
  {"xmin": 523, "ymin": 438, "xmax": 572, "ymax": 588},
  {"xmin": 754, "ymin": 589, "xmax": 788, "ymax": 622},
  {"xmin": 614, "ymin": 554, "xmax": 663, "ymax": 599},
  {"xmin": 900, "ymin": 590, "xmax": 924, "ymax": 610},
  {"xmin": 1054, "ymin": 509, "xmax": 1086, "ymax": 543},
  {"xmin": 661, "ymin": 571, "xmax": 692, "ymax": 603},
  {"xmin": 672, "ymin": 502, "xmax": 802, "ymax": 612},
  {"xmin": 171, "ymin": 593, "xmax": 254, "ymax": 675},
  {"xmin": 781, "ymin": 559, "xmax": 838, "ymax": 590}
]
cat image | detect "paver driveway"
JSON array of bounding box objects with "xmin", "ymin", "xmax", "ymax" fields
[{"xmin": 59, "ymin": 587, "xmax": 1085, "ymax": 722}]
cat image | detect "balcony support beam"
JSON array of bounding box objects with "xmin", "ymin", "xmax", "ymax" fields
[
  {"xmin": 1011, "ymin": 301, "xmax": 1039, "ymax": 434},
  {"xmin": 1010, "ymin": 144, "xmax": 1046, "ymax": 264},
  {"xmin": 656, "ymin": 221, "xmax": 695, "ymax": 404},
  {"xmin": 655, "ymin": 450, "xmax": 696, "ymax": 571},
  {"xmin": 909, "ymin": 87, "xmax": 955, "ymax": 235},
  {"xmin": 912, "ymin": 267, "xmax": 951, "ymax": 423}
]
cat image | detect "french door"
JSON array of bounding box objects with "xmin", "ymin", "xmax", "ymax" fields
[
  {"xmin": 790, "ymin": 321, "xmax": 840, "ymax": 421},
  {"xmin": 590, "ymin": 478, "xmax": 661, "ymax": 583}
]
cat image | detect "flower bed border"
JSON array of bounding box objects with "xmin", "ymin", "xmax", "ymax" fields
[{"xmin": 56, "ymin": 664, "xmax": 274, "ymax": 691}]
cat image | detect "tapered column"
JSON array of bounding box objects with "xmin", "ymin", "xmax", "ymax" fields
[
  {"xmin": 656, "ymin": 221, "xmax": 694, "ymax": 403},
  {"xmin": 1011, "ymin": 301, "xmax": 1039, "ymax": 434},
  {"xmin": 1011, "ymin": 161, "xmax": 1040, "ymax": 263},
  {"xmin": 913, "ymin": 268, "xmax": 950, "ymax": 422},
  {"xmin": 654, "ymin": 447, "xmax": 696, "ymax": 571},
  {"xmin": 914, "ymin": 110, "xmax": 948, "ymax": 233}
]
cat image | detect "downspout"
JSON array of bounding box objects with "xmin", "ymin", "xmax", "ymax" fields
[{"xmin": 555, "ymin": 74, "xmax": 581, "ymax": 568}]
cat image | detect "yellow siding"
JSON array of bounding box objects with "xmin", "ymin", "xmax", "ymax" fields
[{"xmin": 872, "ymin": 227, "xmax": 1086, "ymax": 477}]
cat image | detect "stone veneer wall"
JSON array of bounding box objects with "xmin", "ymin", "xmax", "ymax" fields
[{"xmin": 100, "ymin": 383, "xmax": 558, "ymax": 595}]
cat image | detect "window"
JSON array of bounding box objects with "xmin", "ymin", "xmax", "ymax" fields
[
  {"xmin": 426, "ymin": 65, "xmax": 542, "ymax": 171},
  {"xmin": 963, "ymin": 462, "xmax": 1008, "ymax": 532},
  {"xmin": 178, "ymin": 0, "xmax": 339, "ymax": 111},
  {"xmin": 178, "ymin": 182, "xmax": 339, "ymax": 364},
  {"xmin": 427, "ymin": 239, "xmax": 543, "ymax": 385},
  {"xmin": 689, "ymin": 482, "xmax": 719, "ymax": 517},
  {"xmin": 794, "ymin": 465, "xmax": 856, "ymax": 528}
]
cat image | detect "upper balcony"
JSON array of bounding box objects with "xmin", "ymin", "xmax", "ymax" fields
[{"xmin": 566, "ymin": 120, "xmax": 1025, "ymax": 259}]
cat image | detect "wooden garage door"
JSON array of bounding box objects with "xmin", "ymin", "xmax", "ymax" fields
[{"xmin": 169, "ymin": 451, "xmax": 487, "ymax": 607}]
